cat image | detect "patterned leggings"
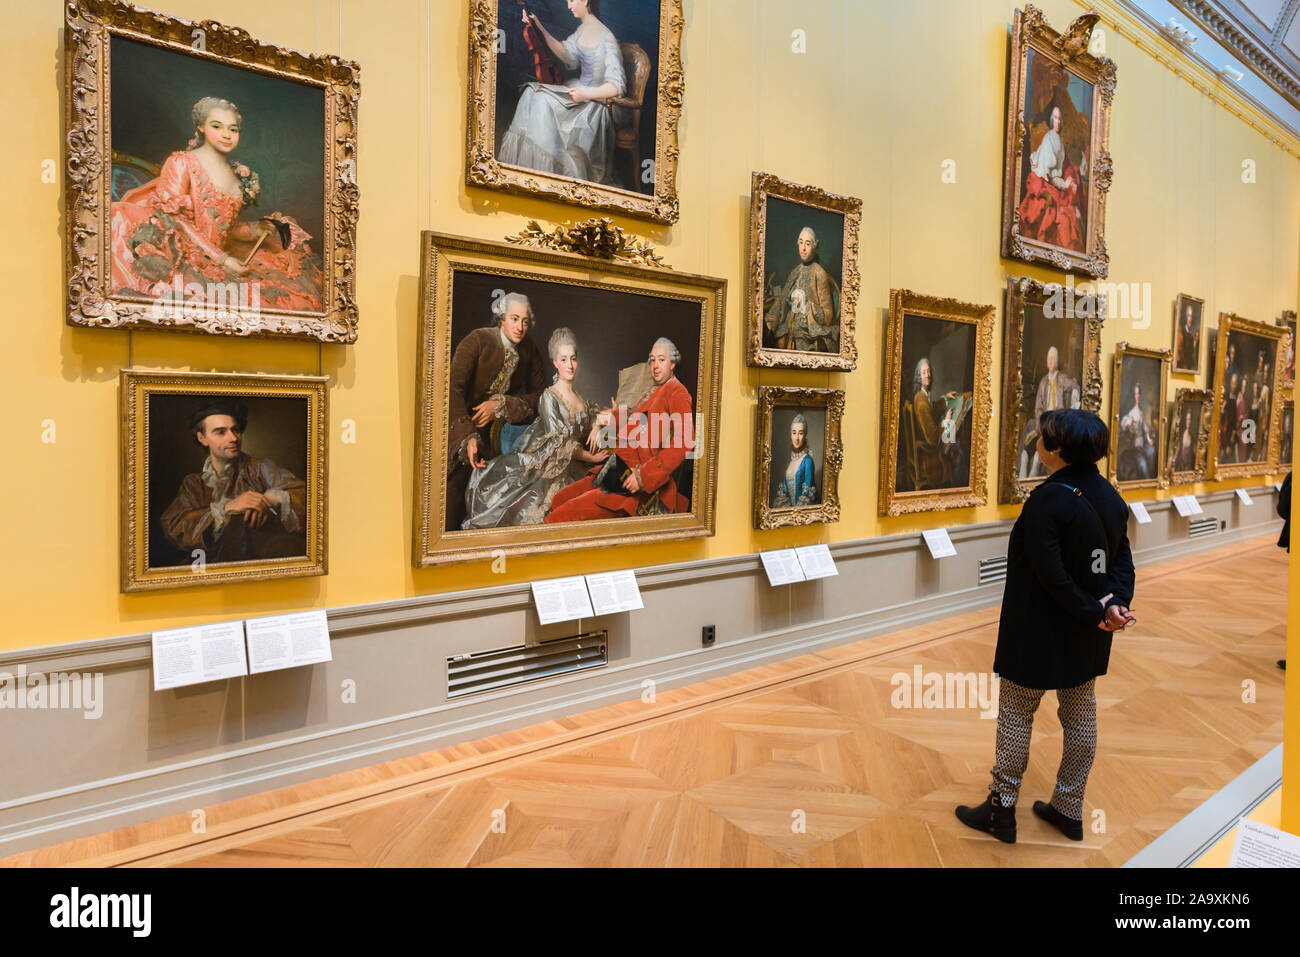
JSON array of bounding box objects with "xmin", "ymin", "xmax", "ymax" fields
[{"xmin": 990, "ymin": 676, "xmax": 1097, "ymax": 820}]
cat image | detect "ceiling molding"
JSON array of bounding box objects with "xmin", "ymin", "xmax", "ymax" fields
[{"xmin": 1172, "ymin": 1, "xmax": 1300, "ymax": 106}]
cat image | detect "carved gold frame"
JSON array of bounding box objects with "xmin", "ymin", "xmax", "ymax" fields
[
  {"xmin": 1166, "ymin": 387, "xmax": 1212, "ymax": 485},
  {"xmin": 1278, "ymin": 309, "xmax": 1296, "ymax": 390},
  {"xmin": 879, "ymin": 289, "xmax": 995, "ymax": 517},
  {"xmin": 1208, "ymin": 313, "xmax": 1287, "ymax": 479},
  {"xmin": 754, "ymin": 387, "xmax": 844, "ymax": 530},
  {"xmin": 746, "ymin": 171, "xmax": 861, "ymax": 370},
  {"xmin": 1108, "ymin": 342, "xmax": 1171, "ymax": 490},
  {"xmin": 999, "ymin": 276, "xmax": 1105, "ymax": 504},
  {"xmin": 414, "ymin": 230, "xmax": 726, "ymax": 566},
  {"xmin": 1172, "ymin": 293, "xmax": 1206, "ymax": 375},
  {"xmin": 1001, "ymin": 5, "xmax": 1116, "ymax": 278},
  {"xmin": 465, "ymin": 0, "xmax": 684, "ymax": 224},
  {"xmin": 1279, "ymin": 399, "xmax": 1295, "ymax": 474},
  {"xmin": 121, "ymin": 370, "xmax": 329, "ymax": 592},
  {"xmin": 65, "ymin": 0, "xmax": 360, "ymax": 342}
]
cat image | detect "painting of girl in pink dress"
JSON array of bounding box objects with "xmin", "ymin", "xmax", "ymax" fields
[{"xmin": 110, "ymin": 95, "xmax": 324, "ymax": 314}]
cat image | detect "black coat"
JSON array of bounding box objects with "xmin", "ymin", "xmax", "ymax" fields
[
  {"xmin": 993, "ymin": 462, "xmax": 1136, "ymax": 690},
  {"xmin": 1278, "ymin": 473, "xmax": 1291, "ymax": 551}
]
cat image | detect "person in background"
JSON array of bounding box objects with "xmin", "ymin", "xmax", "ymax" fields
[
  {"xmin": 956, "ymin": 409, "xmax": 1135, "ymax": 844},
  {"xmin": 1278, "ymin": 472, "xmax": 1291, "ymax": 671}
]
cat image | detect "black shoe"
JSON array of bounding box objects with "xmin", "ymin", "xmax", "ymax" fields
[
  {"xmin": 955, "ymin": 793, "xmax": 1016, "ymax": 843},
  {"xmin": 1279, "ymin": 660, "xmax": 1287, "ymax": 671},
  {"xmin": 1033, "ymin": 800, "xmax": 1083, "ymax": 841}
]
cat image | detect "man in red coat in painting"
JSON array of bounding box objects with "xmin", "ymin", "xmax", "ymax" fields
[
  {"xmin": 1017, "ymin": 104, "xmax": 1085, "ymax": 253},
  {"xmin": 545, "ymin": 338, "xmax": 694, "ymax": 522}
]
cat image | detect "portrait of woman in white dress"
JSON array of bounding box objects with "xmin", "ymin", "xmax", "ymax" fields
[
  {"xmin": 498, "ymin": 0, "xmax": 627, "ymax": 187},
  {"xmin": 462, "ymin": 327, "xmax": 610, "ymax": 529}
]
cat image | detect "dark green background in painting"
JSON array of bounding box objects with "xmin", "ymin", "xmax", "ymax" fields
[
  {"xmin": 760, "ymin": 195, "xmax": 845, "ymax": 348},
  {"xmin": 110, "ymin": 35, "xmax": 326, "ymax": 243}
]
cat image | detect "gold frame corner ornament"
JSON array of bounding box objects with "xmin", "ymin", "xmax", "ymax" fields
[
  {"xmin": 880, "ymin": 288, "xmax": 995, "ymax": 517},
  {"xmin": 1108, "ymin": 341, "xmax": 1171, "ymax": 490},
  {"xmin": 465, "ymin": 0, "xmax": 684, "ymax": 224},
  {"xmin": 121, "ymin": 369, "xmax": 329, "ymax": 592},
  {"xmin": 753, "ymin": 387, "xmax": 844, "ymax": 530},
  {"xmin": 746, "ymin": 171, "xmax": 862, "ymax": 371},
  {"xmin": 1165, "ymin": 387, "xmax": 1213, "ymax": 485},
  {"xmin": 65, "ymin": 0, "xmax": 361, "ymax": 343},
  {"xmin": 998, "ymin": 276, "xmax": 1106, "ymax": 504},
  {"xmin": 1001, "ymin": 5, "xmax": 1116, "ymax": 279},
  {"xmin": 1207, "ymin": 313, "xmax": 1288, "ymax": 479},
  {"xmin": 413, "ymin": 230, "xmax": 726, "ymax": 566}
]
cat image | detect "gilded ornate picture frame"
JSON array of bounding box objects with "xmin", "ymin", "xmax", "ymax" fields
[
  {"xmin": 1166, "ymin": 387, "xmax": 1212, "ymax": 485},
  {"xmin": 754, "ymin": 387, "xmax": 843, "ymax": 530},
  {"xmin": 999, "ymin": 276, "xmax": 1105, "ymax": 504},
  {"xmin": 466, "ymin": 0, "xmax": 684, "ymax": 224},
  {"xmin": 1001, "ymin": 5, "xmax": 1116, "ymax": 279},
  {"xmin": 1172, "ymin": 293, "xmax": 1205, "ymax": 376},
  {"xmin": 1278, "ymin": 310, "xmax": 1296, "ymax": 390},
  {"xmin": 1209, "ymin": 313, "xmax": 1286, "ymax": 479},
  {"xmin": 121, "ymin": 370, "xmax": 329, "ymax": 592},
  {"xmin": 880, "ymin": 289, "xmax": 994, "ymax": 517},
  {"xmin": 65, "ymin": 0, "xmax": 360, "ymax": 342},
  {"xmin": 1279, "ymin": 399, "xmax": 1294, "ymax": 474},
  {"xmin": 1108, "ymin": 342, "xmax": 1170, "ymax": 490},
  {"xmin": 414, "ymin": 227, "xmax": 725, "ymax": 566},
  {"xmin": 746, "ymin": 172, "xmax": 861, "ymax": 371}
]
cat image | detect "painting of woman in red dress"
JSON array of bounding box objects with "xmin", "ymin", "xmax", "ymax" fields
[
  {"xmin": 1016, "ymin": 47, "xmax": 1093, "ymax": 255},
  {"xmin": 110, "ymin": 96, "xmax": 324, "ymax": 313}
]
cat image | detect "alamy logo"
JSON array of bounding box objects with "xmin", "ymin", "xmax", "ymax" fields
[
  {"xmin": 146, "ymin": 277, "xmax": 261, "ymax": 320},
  {"xmin": 0, "ymin": 666, "xmax": 103, "ymax": 719},
  {"xmin": 890, "ymin": 665, "xmax": 998, "ymax": 719},
  {"xmin": 49, "ymin": 887, "xmax": 151, "ymax": 937}
]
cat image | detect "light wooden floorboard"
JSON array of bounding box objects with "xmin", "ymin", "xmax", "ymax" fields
[{"xmin": 2, "ymin": 535, "xmax": 1286, "ymax": 868}]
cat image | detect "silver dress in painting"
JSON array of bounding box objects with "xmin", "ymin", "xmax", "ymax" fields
[
  {"xmin": 462, "ymin": 386, "xmax": 596, "ymax": 529},
  {"xmin": 497, "ymin": 28, "xmax": 627, "ymax": 186}
]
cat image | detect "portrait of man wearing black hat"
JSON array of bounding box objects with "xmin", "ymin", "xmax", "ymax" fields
[{"xmin": 159, "ymin": 396, "xmax": 307, "ymax": 562}]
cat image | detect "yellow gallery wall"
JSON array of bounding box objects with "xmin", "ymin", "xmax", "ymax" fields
[{"xmin": 1, "ymin": 0, "xmax": 1297, "ymax": 655}]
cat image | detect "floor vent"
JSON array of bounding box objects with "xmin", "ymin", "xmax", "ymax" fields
[
  {"xmin": 447, "ymin": 630, "xmax": 608, "ymax": 699},
  {"xmin": 978, "ymin": 555, "xmax": 1008, "ymax": 586},
  {"xmin": 1188, "ymin": 516, "xmax": 1221, "ymax": 539}
]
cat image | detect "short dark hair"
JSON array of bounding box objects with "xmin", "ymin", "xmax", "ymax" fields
[{"xmin": 1039, "ymin": 409, "xmax": 1108, "ymax": 465}]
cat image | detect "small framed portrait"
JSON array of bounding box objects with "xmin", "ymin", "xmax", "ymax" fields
[
  {"xmin": 746, "ymin": 172, "xmax": 861, "ymax": 371},
  {"xmin": 1109, "ymin": 343, "xmax": 1170, "ymax": 489},
  {"xmin": 1207, "ymin": 325, "xmax": 1219, "ymax": 386},
  {"xmin": 1209, "ymin": 314, "xmax": 1287, "ymax": 478},
  {"xmin": 121, "ymin": 371, "xmax": 328, "ymax": 592},
  {"xmin": 1172, "ymin": 293, "xmax": 1205, "ymax": 375},
  {"xmin": 880, "ymin": 289, "xmax": 995, "ymax": 516},
  {"xmin": 1277, "ymin": 310, "xmax": 1296, "ymax": 390},
  {"xmin": 999, "ymin": 276, "xmax": 1104, "ymax": 503},
  {"xmin": 64, "ymin": 0, "xmax": 360, "ymax": 342},
  {"xmin": 1279, "ymin": 400, "xmax": 1294, "ymax": 473},
  {"xmin": 754, "ymin": 388, "xmax": 843, "ymax": 529},
  {"xmin": 1001, "ymin": 6, "xmax": 1116, "ymax": 278},
  {"xmin": 467, "ymin": 0, "xmax": 684, "ymax": 224},
  {"xmin": 1166, "ymin": 388, "xmax": 1212, "ymax": 485},
  {"xmin": 414, "ymin": 229, "xmax": 725, "ymax": 566}
]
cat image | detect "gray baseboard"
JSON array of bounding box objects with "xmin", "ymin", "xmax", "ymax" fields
[{"xmin": 0, "ymin": 484, "xmax": 1284, "ymax": 857}]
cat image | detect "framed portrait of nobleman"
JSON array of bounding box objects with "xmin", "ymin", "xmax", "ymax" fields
[
  {"xmin": 65, "ymin": 0, "xmax": 360, "ymax": 342},
  {"xmin": 1172, "ymin": 293, "xmax": 1205, "ymax": 376},
  {"xmin": 754, "ymin": 387, "xmax": 844, "ymax": 530},
  {"xmin": 1108, "ymin": 343, "xmax": 1170, "ymax": 490},
  {"xmin": 1001, "ymin": 5, "xmax": 1116, "ymax": 279},
  {"xmin": 880, "ymin": 289, "xmax": 995, "ymax": 517},
  {"xmin": 1208, "ymin": 314, "xmax": 1287, "ymax": 479},
  {"xmin": 413, "ymin": 226, "xmax": 725, "ymax": 566},
  {"xmin": 466, "ymin": 0, "xmax": 684, "ymax": 224},
  {"xmin": 998, "ymin": 276, "xmax": 1105, "ymax": 503},
  {"xmin": 121, "ymin": 370, "xmax": 329, "ymax": 592},
  {"xmin": 1166, "ymin": 388, "xmax": 1212, "ymax": 485},
  {"xmin": 746, "ymin": 172, "xmax": 861, "ymax": 371}
]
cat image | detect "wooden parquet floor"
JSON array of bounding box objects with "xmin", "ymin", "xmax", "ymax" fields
[{"xmin": 3, "ymin": 535, "xmax": 1288, "ymax": 868}]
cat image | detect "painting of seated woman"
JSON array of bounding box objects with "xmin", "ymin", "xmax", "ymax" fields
[{"xmin": 65, "ymin": 3, "xmax": 358, "ymax": 342}]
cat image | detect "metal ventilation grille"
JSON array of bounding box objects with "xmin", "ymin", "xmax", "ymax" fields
[
  {"xmin": 979, "ymin": 556, "xmax": 1008, "ymax": 586},
  {"xmin": 1188, "ymin": 516, "xmax": 1220, "ymax": 539},
  {"xmin": 447, "ymin": 630, "xmax": 608, "ymax": 699}
]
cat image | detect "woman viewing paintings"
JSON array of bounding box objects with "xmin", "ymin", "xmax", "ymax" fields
[
  {"xmin": 462, "ymin": 327, "xmax": 610, "ymax": 528},
  {"xmin": 110, "ymin": 96, "xmax": 323, "ymax": 311},
  {"xmin": 499, "ymin": 0, "xmax": 626, "ymax": 186}
]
